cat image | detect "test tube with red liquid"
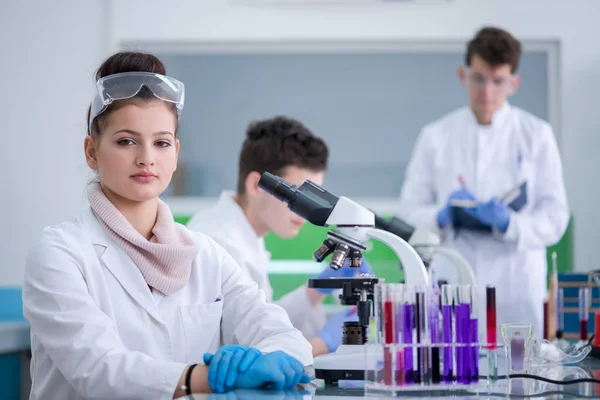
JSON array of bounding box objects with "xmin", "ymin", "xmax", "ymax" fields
[
  {"xmin": 579, "ymin": 287, "xmax": 590, "ymax": 341},
  {"xmin": 486, "ymin": 285, "xmax": 497, "ymax": 382},
  {"xmin": 382, "ymin": 283, "xmax": 396, "ymax": 385}
]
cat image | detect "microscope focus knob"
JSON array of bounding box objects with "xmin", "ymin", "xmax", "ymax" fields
[{"xmin": 342, "ymin": 322, "xmax": 367, "ymax": 345}]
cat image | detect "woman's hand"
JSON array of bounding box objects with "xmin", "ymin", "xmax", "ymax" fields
[{"xmin": 203, "ymin": 345, "xmax": 262, "ymax": 393}]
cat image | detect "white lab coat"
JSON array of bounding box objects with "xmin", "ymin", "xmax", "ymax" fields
[
  {"xmin": 23, "ymin": 207, "xmax": 312, "ymax": 400},
  {"xmin": 187, "ymin": 192, "xmax": 327, "ymax": 340},
  {"xmin": 399, "ymin": 103, "xmax": 569, "ymax": 339}
]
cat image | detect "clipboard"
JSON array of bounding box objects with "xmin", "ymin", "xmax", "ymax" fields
[{"xmin": 449, "ymin": 181, "xmax": 527, "ymax": 232}]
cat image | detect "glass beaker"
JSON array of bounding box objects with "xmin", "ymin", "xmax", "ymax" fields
[{"xmin": 501, "ymin": 323, "xmax": 534, "ymax": 375}]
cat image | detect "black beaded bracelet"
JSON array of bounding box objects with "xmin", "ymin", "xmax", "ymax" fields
[{"xmin": 182, "ymin": 363, "xmax": 197, "ymax": 395}]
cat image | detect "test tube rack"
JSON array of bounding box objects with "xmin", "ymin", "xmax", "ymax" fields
[
  {"xmin": 364, "ymin": 343, "xmax": 499, "ymax": 396},
  {"xmin": 366, "ymin": 282, "xmax": 500, "ymax": 395}
]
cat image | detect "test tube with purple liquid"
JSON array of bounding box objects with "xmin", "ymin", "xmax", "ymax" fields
[
  {"xmin": 455, "ymin": 285, "xmax": 472, "ymax": 384},
  {"xmin": 441, "ymin": 285, "xmax": 453, "ymax": 383}
]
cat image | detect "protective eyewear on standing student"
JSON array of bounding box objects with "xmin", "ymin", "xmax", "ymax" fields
[
  {"xmin": 463, "ymin": 67, "xmax": 517, "ymax": 94},
  {"xmin": 88, "ymin": 72, "xmax": 185, "ymax": 135}
]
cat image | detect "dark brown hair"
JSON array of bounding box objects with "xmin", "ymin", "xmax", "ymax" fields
[
  {"xmin": 87, "ymin": 51, "xmax": 177, "ymax": 137},
  {"xmin": 237, "ymin": 116, "xmax": 329, "ymax": 196},
  {"xmin": 466, "ymin": 27, "xmax": 522, "ymax": 73}
]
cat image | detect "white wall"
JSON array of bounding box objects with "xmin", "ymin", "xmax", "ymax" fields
[
  {"xmin": 0, "ymin": 1, "xmax": 106, "ymax": 285},
  {"xmin": 111, "ymin": 0, "xmax": 600, "ymax": 272}
]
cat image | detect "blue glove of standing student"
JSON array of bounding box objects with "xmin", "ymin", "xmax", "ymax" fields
[
  {"xmin": 203, "ymin": 345, "xmax": 262, "ymax": 393},
  {"xmin": 312, "ymin": 259, "xmax": 373, "ymax": 295},
  {"xmin": 437, "ymin": 189, "xmax": 477, "ymax": 228},
  {"xmin": 316, "ymin": 308, "xmax": 358, "ymax": 353},
  {"xmin": 233, "ymin": 351, "xmax": 311, "ymax": 390},
  {"xmin": 474, "ymin": 197, "xmax": 510, "ymax": 232}
]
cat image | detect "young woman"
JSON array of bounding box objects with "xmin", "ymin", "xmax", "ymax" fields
[{"xmin": 23, "ymin": 51, "xmax": 312, "ymax": 400}]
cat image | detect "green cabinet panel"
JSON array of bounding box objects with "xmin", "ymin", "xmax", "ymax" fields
[{"xmin": 176, "ymin": 213, "xmax": 573, "ymax": 300}]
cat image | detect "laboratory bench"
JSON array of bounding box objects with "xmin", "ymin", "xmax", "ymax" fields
[
  {"xmin": 177, "ymin": 357, "xmax": 600, "ymax": 399},
  {"xmin": 4, "ymin": 318, "xmax": 599, "ymax": 399}
]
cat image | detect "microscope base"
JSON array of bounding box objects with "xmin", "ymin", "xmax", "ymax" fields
[{"xmin": 314, "ymin": 344, "xmax": 373, "ymax": 385}]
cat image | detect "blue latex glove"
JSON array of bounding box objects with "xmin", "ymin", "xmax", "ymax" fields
[
  {"xmin": 474, "ymin": 196, "xmax": 510, "ymax": 232},
  {"xmin": 316, "ymin": 308, "xmax": 358, "ymax": 353},
  {"xmin": 313, "ymin": 259, "xmax": 373, "ymax": 294},
  {"xmin": 232, "ymin": 351, "xmax": 311, "ymax": 390},
  {"xmin": 437, "ymin": 189, "xmax": 476, "ymax": 228},
  {"xmin": 203, "ymin": 345, "xmax": 262, "ymax": 393}
]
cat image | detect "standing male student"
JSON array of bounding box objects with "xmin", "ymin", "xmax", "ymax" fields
[{"xmin": 399, "ymin": 27, "xmax": 569, "ymax": 338}]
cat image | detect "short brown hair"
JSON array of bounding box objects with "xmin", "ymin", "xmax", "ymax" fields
[
  {"xmin": 87, "ymin": 51, "xmax": 178, "ymax": 137},
  {"xmin": 466, "ymin": 27, "xmax": 522, "ymax": 73},
  {"xmin": 237, "ymin": 116, "xmax": 329, "ymax": 196}
]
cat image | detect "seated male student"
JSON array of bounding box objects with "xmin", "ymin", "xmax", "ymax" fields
[{"xmin": 188, "ymin": 116, "xmax": 372, "ymax": 357}]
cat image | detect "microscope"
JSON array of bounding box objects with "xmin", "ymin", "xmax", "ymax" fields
[
  {"xmin": 258, "ymin": 172, "xmax": 475, "ymax": 384},
  {"xmin": 257, "ymin": 172, "xmax": 430, "ymax": 284},
  {"xmin": 258, "ymin": 172, "xmax": 429, "ymax": 384}
]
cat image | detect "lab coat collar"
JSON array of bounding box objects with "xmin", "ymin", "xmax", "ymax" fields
[
  {"xmin": 81, "ymin": 207, "xmax": 163, "ymax": 323},
  {"xmin": 468, "ymin": 101, "xmax": 511, "ymax": 129},
  {"xmin": 217, "ymin": 191, "xmax": 268, "ymax": 256}
]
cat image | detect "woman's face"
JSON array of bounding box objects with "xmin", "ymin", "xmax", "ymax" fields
[{"xmin": 84, "ymin": 101, "xmax": 179, "ymax": 204}]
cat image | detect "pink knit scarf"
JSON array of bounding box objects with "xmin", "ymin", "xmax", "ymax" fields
[{"xmin": 87, "ymin": 183, "xmax": 199, "ymax": 295}]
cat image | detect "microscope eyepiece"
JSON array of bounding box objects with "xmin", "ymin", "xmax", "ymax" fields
[
  {"xmin": 258, "ymin": 172, "xmax": 296, "ymax": 204},
  {"xmin": 258, "ymin": 172, "xmax": 340, "ymax": 226}
]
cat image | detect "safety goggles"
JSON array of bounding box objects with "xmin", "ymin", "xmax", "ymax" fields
[
  {"xmin": 463, "ymin": 67, "xmax": 517, "ymax": 94},
  {"xmin": 88, "ymin": 72, "xmax": 185, "ymax": 134}
]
